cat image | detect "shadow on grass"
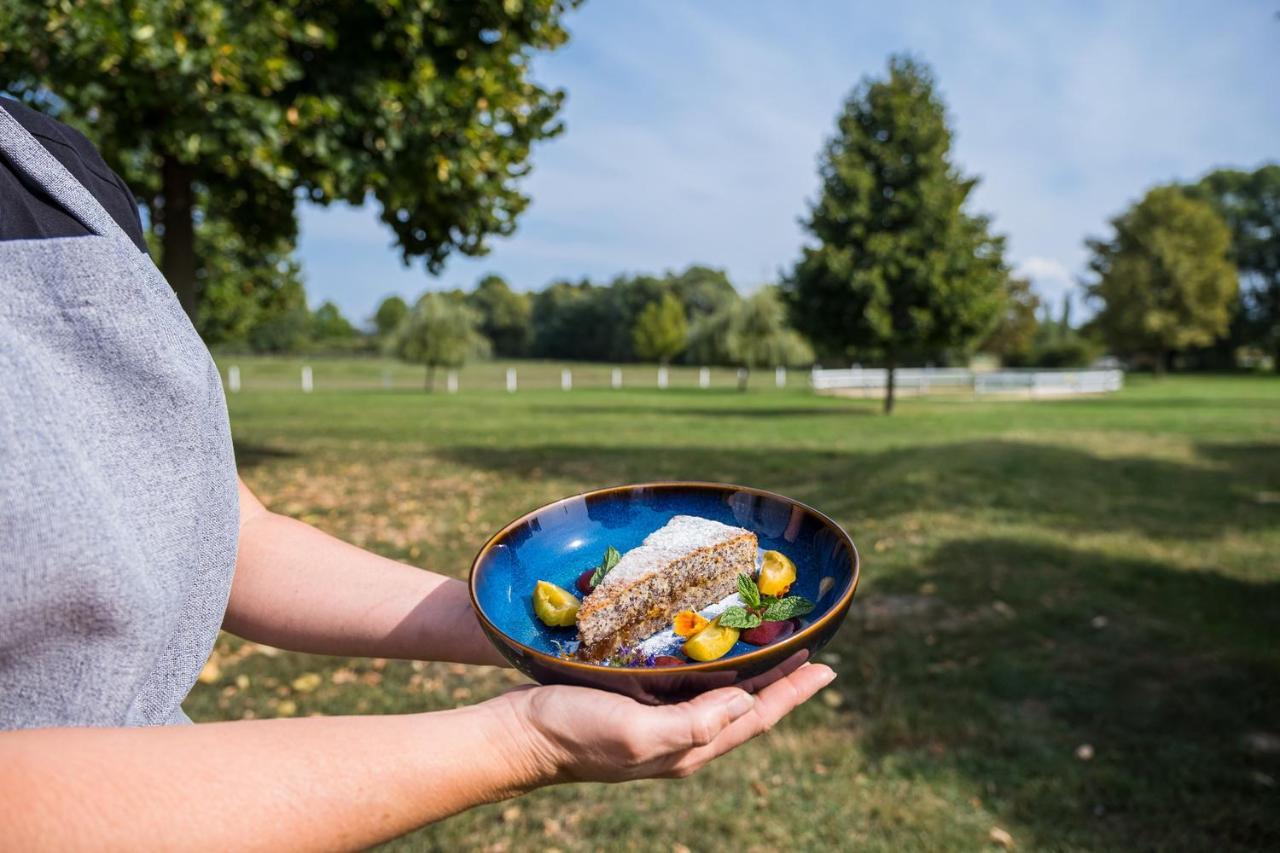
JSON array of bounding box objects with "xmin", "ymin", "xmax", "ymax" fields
[
  {"xmin": 528, "ymin": 404, "xmax": 878, "ymax": 419},
  {"xmin": 832, "ymin": 536, "xmax": 1280, "ymax": 850},
  {"xmin": 434, "ymin": 439, "xmax": 1280, "ymax": 541},
  {"xmin": 233, "ymin": 441, "xmax": 301, "ymax": 470}
]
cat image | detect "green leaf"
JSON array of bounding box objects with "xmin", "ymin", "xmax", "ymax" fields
[
  {"xmin": 589, "ymin": 545, "xmax": 622, "ymax": 588},
  {"xmin": 762, "ymin": 596, "xmax": 815, "ymax": 622},
  {"xmin": 737, "ymin": 573, "xmax": 761, "ymax": 609},
  {"xmin": 717, "ymin": 607, "xmax": 762, "ymax": 630}
]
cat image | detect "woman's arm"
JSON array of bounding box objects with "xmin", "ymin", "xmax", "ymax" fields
[
  {"xmin": 223, "ymin": 478, "xmax": 507, "ymax": 666},
  {"xmin": 1, "ymin": 666, "xmax": 835, "ymax": 850}
]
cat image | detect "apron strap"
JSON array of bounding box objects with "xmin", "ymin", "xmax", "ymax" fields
[{"xmin": 0, "ymin": 101, "xmax": 142, "ymax": 251}]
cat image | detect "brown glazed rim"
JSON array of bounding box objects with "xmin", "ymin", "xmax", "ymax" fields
[{"xmin": 467, "ymin": 481, "xmax": 861, "ymax": 675}]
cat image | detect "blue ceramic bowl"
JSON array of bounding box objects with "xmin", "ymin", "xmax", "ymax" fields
[{"xmin": 469, "ymin": 482, "xmax": 860, "ymax": 704}]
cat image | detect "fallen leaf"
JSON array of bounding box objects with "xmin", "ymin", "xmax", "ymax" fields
[
  {"xmin": 291, "ymin": 673, "xmax": 323, "ymax": 693},
  {"xmin": 501, "ymin": 805, "xmax": 521, "ymax": 823},
  {"xmin": 821, "ymin": 688, "xmax": 845, "ymax": 709},
  {"xmin": 989, "ymin": 826, "xmax": 1014, "ymax": 849},
  {"xmin": 276, "ymin": 700, "xmax": 298, "ymax": 717}
]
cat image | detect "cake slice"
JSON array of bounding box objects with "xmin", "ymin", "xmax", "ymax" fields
[{"xmin": 576, "ymin": 515, "xmax": 758, "ymax": 660}]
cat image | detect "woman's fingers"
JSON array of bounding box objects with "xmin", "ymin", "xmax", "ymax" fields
[
  {"xmin": 636, "ymin": 687, "xmax": 758, "ymax": 755},
  {"xmin": 660, "ymin": 663, "xmax": 836, "ymax": 776}
]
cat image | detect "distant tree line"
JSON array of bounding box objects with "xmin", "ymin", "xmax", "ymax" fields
[{"xmin": 369, "ymin": 266, "xmax": 816, "ymax": 390}]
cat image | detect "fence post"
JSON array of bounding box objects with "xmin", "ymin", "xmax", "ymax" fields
[
  {"xmin": 657, "ymin": 366, "xmax": 669, "ymax": 389},
  {"xmin": 611, "ymin": 367, "xmax": 622, "ymax": 389},
  {"xmin": 227, "ymin": 365, "xmax": 241, "ymax": 393},
  {"xmin": 775, "ymin": 366, "xmax": 786, "ymax": 388},
  {"xmin": 301, "ymin": 365, "xmax": 313, "ymax": 393},
  {"xmin": 561, "ymin": 368, "xmax": 572, "ymax": 391},
  {"xmin": 447, "ymin": 370, "xmax": 458, "ymax": 394},
  {"xmin": 506, "ymin": 368, "xmax": 517, "ymax": 393},
  {"xmin": 699, "ymin": 367, "xmax": 710, "ymax": 388}
]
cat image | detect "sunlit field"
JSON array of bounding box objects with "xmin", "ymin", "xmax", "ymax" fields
[{"xmin": 188, "ymin": 364, "xmax": 1280, "ymax": 852}]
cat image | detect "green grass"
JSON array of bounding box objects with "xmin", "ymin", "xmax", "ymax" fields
[{"xmin": 186, "ymin": 367, "xmax": 1280, "ymax": 852}]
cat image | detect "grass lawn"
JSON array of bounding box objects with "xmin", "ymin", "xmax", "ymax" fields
[{"xmin": 187, "ymin": 365, "xmax": 1280, "ymax": 852}]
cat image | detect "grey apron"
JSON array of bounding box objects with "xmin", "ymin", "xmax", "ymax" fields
[{"xmin": 0, "ymin": 104, "xmax": 239, "ymax": 728}]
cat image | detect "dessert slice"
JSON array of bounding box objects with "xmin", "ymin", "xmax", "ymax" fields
[{"xmin": 576, "ymin": 515, "xmax": 758, "ymax": 660}]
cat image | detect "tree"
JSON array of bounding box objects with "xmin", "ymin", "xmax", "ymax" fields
[
  {"xmin": 1085, "ymin": 186, "xmax": 1237, "ymax": 373},
  {"xmin": 389, "ymin": 293, "xmax": 488, "ymax": 391},
  {"xmin": 784, "ymin": 56, "xmax": 1007, "ymax": 413},
  {"xmin": 1183, "ymin": 166, "xmax": 1280, "ymax": 370},
  {"xmin": 245, "ymin": 278, "xmax": 311, "ymax": 354},
  {"xmin": 0, "ymin": 0, "xmax": 575, "ymax": 321},
  {"xmin": 669, "ymin": 265, "xmax": 739, "ymax": 322},
  {"xmin": 467, "ymin": 274, "xmax": 532, "ymax": 358},
  {"xmin": 372, "ymin": 296, "xmax": 410, "ymax": 341},
  {"xmin": 530, "ymin": 280, "xmax": 617, "ymax": 361},
  {"xmin": 309, "ymin": 300, "xmax": 358, "ymax": 347},
  {"xmin": 980, "ymin": 275, "xmax": 1040, "ymax": 365},
  {"xmin": 191, "ymin": 215, "xmax": 305, "ymax": 349},
  {"xmin": 693, "ymin": 288, "xmax": 813, "ymax": 390},
  {"xmin": 632, "ymin": 292, "xmax": 688, "ymax": 364}
]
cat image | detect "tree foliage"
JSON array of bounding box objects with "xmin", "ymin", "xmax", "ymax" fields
[
  {"xmin": 1183, "ymin": 165, "xmax": 1280, "ymax": 369},
  {"xmin": 631, "ymin": 292, "xmax": 688, "ymax": 364},
  {"xmin": 310, "ymin": 300, "xmax": 358, "ymax": 346},
  {"xmin": 372, "ymin": 295, "xmax": 410, "ymax": 341},
  {"xmin": 1085, "ymin": 186, "xmax": 1237, "ymax": 372},
  {"xmin": 0, "ymin": 0, "xmax": 576, "ymax": 318},
  {"xmin": 389, "ymin": 293, "xmax": 488, "ymax": 390},
  {"xmin": 980, "ymin": 276, "xmax": 1040, "ymax": 364},
  {"xmin": 669, "ymin": 265, "xmax": 738, "ymax": 322},
  {"xmin": 784, "ymin": 56, "xmax": 1007, "ymax": 412},
  {"xmin": 467, "ymin": 274, "xmax": 532, "ymax": 358},
  {"xmin": 690, "ymin": 288, "xmax": 813, "ymax": 388}
]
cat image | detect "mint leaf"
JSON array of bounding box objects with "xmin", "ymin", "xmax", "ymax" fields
[
  {"xmin": 589, "ymin": 545, "xmax": 623, "ymax": 588},
  {"xmin": 737, "ymin": 573, "xmax": 761, "ymax": 609},
  {"xmin": 762, "ymin": 596, "xmax": 815, "ymax": 622},
  {"xmin": 717, "ymin": 607, "xmax": 762, "ymax": 629}
]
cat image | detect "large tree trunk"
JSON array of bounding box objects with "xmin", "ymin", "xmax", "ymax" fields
[
  {"xmin": 884, "ymin": 354, "xmax": 897, "ymax": 415},
  {"xmin": 426, "ymin": 365, "xmax": 437, "ymax": 393},
  {"xmin": 160, "ymin": 156, "xmax": 198, "ymax": 322}
]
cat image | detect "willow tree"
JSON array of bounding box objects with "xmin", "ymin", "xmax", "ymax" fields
[
  {"xmin": 389, "ymin": 293, "xmax": 489, "ymax": 392},
  {"xmin": 0, "ymin": 0, "xmax": 575, "ymax": 321},
  {"xmin": 785, "ymin": 55, "xmax": 1006, "ymax": 413}
]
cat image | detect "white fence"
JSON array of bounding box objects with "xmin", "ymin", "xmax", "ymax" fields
[{"xmin": 811, "ymin": 366, "xmax": 1124, "ymax": 397}]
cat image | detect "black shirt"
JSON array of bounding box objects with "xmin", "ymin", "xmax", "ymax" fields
[{"xmin": 0, "ymin": 98, "xmax": 149, "ymax": 252}]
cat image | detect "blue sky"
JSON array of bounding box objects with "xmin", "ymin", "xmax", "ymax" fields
[{"xmin": 298, "ymin": 1, "xmax": 1280, "ymax": 327}]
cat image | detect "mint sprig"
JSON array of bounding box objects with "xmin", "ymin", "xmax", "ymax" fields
[
  {"xmin": 718, "ymin": 607, "xmax": 762, "ymax": 629},
  {"xmin": 588, "ymin": 545, "xmax": 622, "ymax": 588},
  {"xmin": 762, "ymin": 596, "xmax": 815, "ymax": 621},
  {"xmin": 721, "ymin": 572, "xmax": 815, "ymax": 629}
]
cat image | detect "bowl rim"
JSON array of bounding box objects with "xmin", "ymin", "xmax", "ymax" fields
[{"xmin": 467, "ymin": 481, "xmax": 861, "ymax": 675}]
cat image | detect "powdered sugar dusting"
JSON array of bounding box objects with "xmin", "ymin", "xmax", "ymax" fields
[{"xmin": 596, "ymin": 515, "xmax": 749, "ymax": 590}]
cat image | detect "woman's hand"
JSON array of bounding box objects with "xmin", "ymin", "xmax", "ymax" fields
[{"xmin": 497, "ymin": 663, "xmax": 836, "ymax": 783}]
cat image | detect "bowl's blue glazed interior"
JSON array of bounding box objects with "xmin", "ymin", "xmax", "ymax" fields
[{"xmin": 473, "ymin": 485, "xmax": 856, "ymax": 665}]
